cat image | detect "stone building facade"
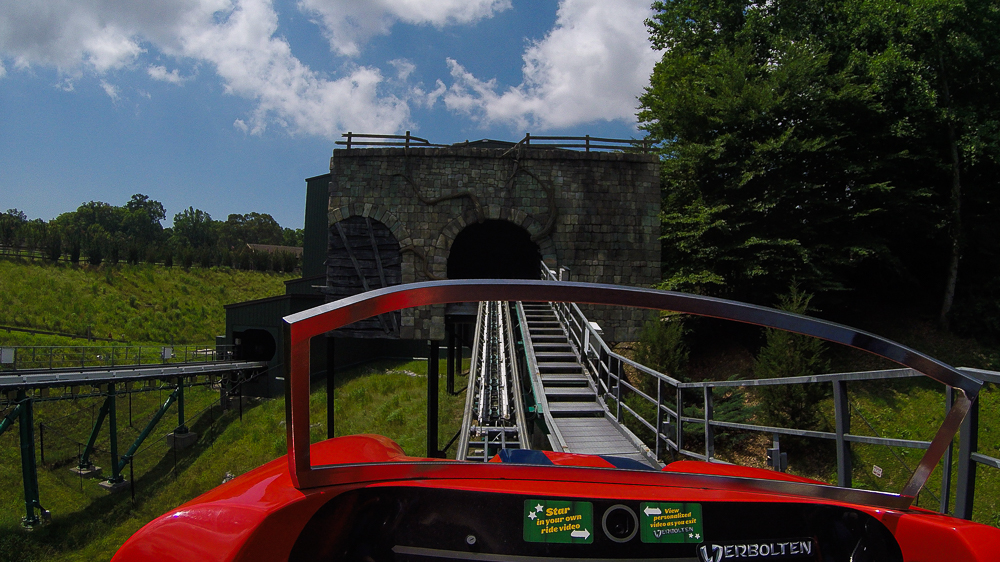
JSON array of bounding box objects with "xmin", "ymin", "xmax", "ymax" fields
[{"xmin": 326, "ymin": 143, "xmax": 660, "ymax": 342}]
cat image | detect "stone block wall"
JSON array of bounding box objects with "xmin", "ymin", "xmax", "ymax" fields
[{"xmin": 327, "ymin": 145, "xmax": 660, "ymax": 342}]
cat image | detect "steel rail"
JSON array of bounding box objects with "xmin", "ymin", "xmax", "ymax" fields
[
  {"xmin": 282, "ymin": 279, "xmax": 982, "ymax": 509},
  {"xmin": 0, "ymin": 361, "xmax": 266, "ymax": 390}
]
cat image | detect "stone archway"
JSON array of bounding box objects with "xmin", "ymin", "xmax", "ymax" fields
[{"xmin": 446, "ymin": 220, "xmax": 541, "ymax": 280}]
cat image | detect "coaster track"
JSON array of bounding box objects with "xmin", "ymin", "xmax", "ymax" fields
[{"xmin": 456, "ymin": 301, "xmax": 530, "ymax": 461}]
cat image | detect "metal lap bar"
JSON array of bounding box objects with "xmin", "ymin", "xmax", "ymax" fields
[{"xmin": 282, "ymin": 280, "xmax": 982, "ymax": 508}]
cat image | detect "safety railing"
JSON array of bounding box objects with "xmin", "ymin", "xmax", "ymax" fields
[
  {"xmin": 512, "ymin": 133, "xmax": 654, "ymax": 154},
  {"xmin": 0, "ymin": 344, "xmax": 235, "ymax": 372},
  {"xmin": 334, "ymin": 131, "xmax": 655, "ymax": 153},
  {"xmin": 335, "ymin": 131, "xmax": 448, "ymax": 149},
  {"xmin": 539, "ymin": 262, "xmax": 998, "ymax": 519}
]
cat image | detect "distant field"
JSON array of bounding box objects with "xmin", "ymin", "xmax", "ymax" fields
[{"xmin": 0, "ymin": 259, "xmax": 295, "ymax": 345}]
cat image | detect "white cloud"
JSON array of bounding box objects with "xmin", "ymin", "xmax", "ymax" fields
[
  {"xmin": 388, "ymin": 58, "xmax": 415, "ymax": 81},
  {"xmin": 0, "ymin": 60, "xmax": 5, "ymax": 79},
  {"xmin": 442, "ymin": 0, "xmax": 661, "ymax": 130},
  {"xmin": 177, "ymin": 0, "xmax": 409, "ymax": 136},
  {"xmin": 0, "ymin": 0, "xmax": 410, "ymax": 137},
  {"xmin": 100, "ymin": 80, "xmax": 120, "ymax": 101},
  {"xmin": 147, "ymin": 64, "xmax": 186, "ymax": 84},
  {"xmin": 297, "ymin": 0, "xmax": 511, "ymax": 56}
]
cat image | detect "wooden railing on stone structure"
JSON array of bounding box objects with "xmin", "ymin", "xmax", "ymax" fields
[{"xmin": 335, "ymin": 131, "xmax": 655, "ymax": 153}]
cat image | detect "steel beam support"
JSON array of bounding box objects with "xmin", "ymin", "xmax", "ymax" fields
[
  {"xmin": 327, "ymin": 337, "xmax": 335, "ymax": 439},
  {"xmin": 0, "ymin": 403, "xmax": 20, "ymax": 437},
  {"xmin": 446, "ymin": 321, "xmax": 456, "ymax": 395},
  {"xmin": 17, "ymin": 390, "xmax": 42, "ymax": 527},
  {"xmin": 675, "ymin": 387, "xmax": 684, "ymax": 453},
  {"xmin": 834, "ymin": 380, "xmax": 851, "ymax": 488},
  {"xmin": 427, "ymin": 340, "xmax": 440, "ymax": 458},
  {"xmin": 175, "ymin": 376, "xmax": 188, "ymax": 434},
  {"xmin": 107, "ymin": 383, "xmax": 123, "ymax": 483},
  {"xmin": 117, "ymin": 386, "xmax": 179, "ymax": 474},
  {"xmin": 704, "ymin": 386, "xmax": 714, "ymax": 461},
  {"xmin": 955, "ymin": 395, "xmax": 979, "ymax": 519},
  {"xmin": 80, "ymin": 393, "xmax": 114, "ymax": 469},
  {"xmin": 940, "ymin": 387, "xmax": 954, "ymax": 514},
  {"xmin": 655, "ymin": 378, "xmax": 664, "ymax": 461}
]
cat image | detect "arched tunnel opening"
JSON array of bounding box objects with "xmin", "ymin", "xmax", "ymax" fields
[
  {"xmin": 233, "ymin": 329, "xmax": 277, "ymax": 362},
  {"xmin": 446, "ymin": 220, "xmax": 542, "ymax": 280}
]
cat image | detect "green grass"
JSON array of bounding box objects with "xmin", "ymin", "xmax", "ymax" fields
[
  {"xmin": 0, "ymin": 359, "xmax": 466, "ymax": 562},
  {"xmin": 0, "ymin": 259, "xmax": 295, "ymax": 345}
]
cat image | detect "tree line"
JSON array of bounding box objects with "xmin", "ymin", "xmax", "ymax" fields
[
  {"xmin": 0, "ymin": 195, "xmax": 304, "ymax": 272},
  {"xmin": 639, "ymin": 0, "xmax": 1000, "ymax": 339}
]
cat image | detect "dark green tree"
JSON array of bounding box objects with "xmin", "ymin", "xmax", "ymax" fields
[
  {"xmin": 0, "ymin": 209, "xmax": 27, "ymax": 255},
  {"xmin": 640, "ymin": 0, "xmax": 903, "ymax": 300},
  {"xmin": 171, "ymin": 207, "xmax": 217, "ymax": 249},
  {"xmin": 844, "ymin": 0, "xmax": 1000, "ymax": 326}
]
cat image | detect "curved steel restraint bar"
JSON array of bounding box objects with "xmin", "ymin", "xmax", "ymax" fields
[{"xmin": 283, "ymin": 280, "xmax": 982, "ymax": 507}]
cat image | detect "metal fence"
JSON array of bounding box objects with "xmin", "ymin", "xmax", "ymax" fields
[
  {"xmin": 0, "ymin": 344, "xmax": 235, "ymax": 371},
  {"xmin": 539, "ymin": 263, "xmax": 998, "ymax": 520}
]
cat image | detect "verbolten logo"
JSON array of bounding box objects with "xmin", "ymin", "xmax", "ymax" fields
[
  {"xmin": 697, "ymin": 539, "xmax": 814, "ymax": 561},
  {"xmin": 699, "ymin": 545, "xmax": 724, "ymax": 562}
]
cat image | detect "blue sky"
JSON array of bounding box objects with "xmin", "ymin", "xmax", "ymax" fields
[{"xmin": 1, "ymin": 0, "xmax": 660, "ymax": 229}]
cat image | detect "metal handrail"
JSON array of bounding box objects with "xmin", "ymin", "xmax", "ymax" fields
[
  {"xmin": 0, "ymin": 344, "xmax": 236, "ymax": 372},
  {"xmin": 282, "ymin": 278, "xmax": 981, "ymax": 513},
  {"xmin": 536, "ymin": 262, "xmax": 997, "ymax": 518}
]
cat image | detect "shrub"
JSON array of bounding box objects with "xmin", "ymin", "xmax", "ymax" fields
[
  {"xmin": 634, "ymin": 313, "xmax": 689, "ymax": 384},
  {"xmin": 753, "ymin": 284, "xmax": 830, "ymax": 430}
]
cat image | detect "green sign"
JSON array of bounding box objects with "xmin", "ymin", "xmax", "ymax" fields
[
  {"xmin": 523, "ymin": 500, "xmax": 594, "ymax": 543},
  {"xmin": 640, "ymin": 502, "xmax": 703, "ymax": 543}
]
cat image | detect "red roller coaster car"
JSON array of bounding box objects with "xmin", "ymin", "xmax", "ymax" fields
[{"xmin": 112, "ymin": 281, "xmax": 1000, "ymax": 562}]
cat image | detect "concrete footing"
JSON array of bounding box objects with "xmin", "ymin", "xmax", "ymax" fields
[
  {"xmin": 69, "ymin": 465, "xmax": 102, "ymax": 478},
  {"xmin": 166, "ymin": 431, "xmax": 198, "ymax": 450},
  {"xmin": 99, "ymin": 479, "xmax": 129, "ymax": 493}
]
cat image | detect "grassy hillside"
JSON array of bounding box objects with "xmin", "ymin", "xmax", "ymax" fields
[
  {"xmin": 0, "ymin": 359, "xmax": 465, "ymax": 562},
  {"xmin": 0, "ymin": 259, "xmax": 295, "ymax": 345}
]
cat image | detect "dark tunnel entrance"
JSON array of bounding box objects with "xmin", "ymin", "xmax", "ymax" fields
[
  {"xmin": 446, "ymin": 220, "xmax": 542, "ymax": 280},
  {"xmin": 233, "ymin": 329, "xmax": 277, "ymax": 362}
]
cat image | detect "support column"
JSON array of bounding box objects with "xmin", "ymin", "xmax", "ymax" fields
[
  {"xmin": 834, "ymin": 380, "xmax": 852, "ymax": 488},
  {"xmin": 703, "ymin": 386, "xmax": 714, "ymax": 461},
  {"xmin": 166, "ymin": 377, "xmax": 197, "ymax": 451},
  {"xmin": 955, "ymin": 395, "xmax": 979, "ymax": 519},
  {"xmin": 446, "ymin": 321, "xmax": 456, "ymax": 395},
  {"xmin": 327, "ymin": 337, "xmax": 336, "ymax": 439},
  {"xmin": 18, "ymin": 390, "xmax": 42, "ymax": 527},
  {"xmin": 940, "ymin": 387, "xmax": 954, "ymax": 514},
  {"xmin": 107, "ymin": 383, "xmax": 123, "ymax": 484},
  {"xmin": 427, "ymin": 340, "xmax": 440, "ymax": 458},
  {"xmin": 176, "ymin": 376, "xmax": 188, "ymax": 434}
]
